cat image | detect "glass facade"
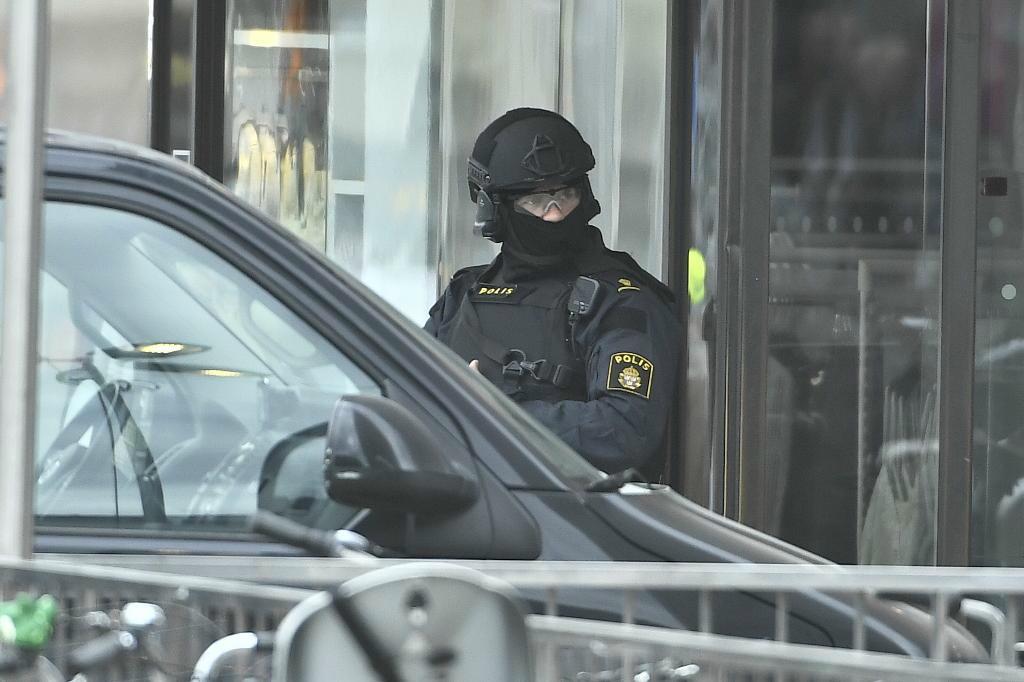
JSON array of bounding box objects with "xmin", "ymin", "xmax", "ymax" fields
[
  {"xmin": 694, "ymin": 0, "xmax": 1024, "ymax": 566},
  {"xmin": 221, "ymin": 0, "xmax": 669, "ymax": 323},
  {"xmin": 16, "ymin": 0, "xmax": 1024, "ymax": 566}
]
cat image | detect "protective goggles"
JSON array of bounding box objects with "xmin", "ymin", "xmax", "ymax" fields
[{"xmin": 511, "ymin": 183, "xmax": 583, "ymax": 217}]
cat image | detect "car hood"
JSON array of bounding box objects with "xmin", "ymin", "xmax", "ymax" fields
[{"xmin": 584, "ymin": 484, "xmax": 987, "ymax": 661}]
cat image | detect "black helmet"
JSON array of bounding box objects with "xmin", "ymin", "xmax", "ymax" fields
[{"xmin": 468, "ymin": 108, "xmax": 595, "ymax": 241}]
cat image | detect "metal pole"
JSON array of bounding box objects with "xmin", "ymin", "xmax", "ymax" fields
[
  {"xmin": 936, "ymin": 0, "xmax": 979, "ymax": 567},
  {"xmin": 0, "ymin": 0, "xmax": 50, "ymax": 559}
]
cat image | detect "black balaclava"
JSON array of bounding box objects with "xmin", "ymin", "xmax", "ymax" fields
[{"xmin": 498, "ymin": 183, "xmax": 602, "ymax": 280}]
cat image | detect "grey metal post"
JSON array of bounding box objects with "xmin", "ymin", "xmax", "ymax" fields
[
  {"xmin": 936, "ymin": 0, "xmax": 979, "ymax": 567},
  {"xmin": 718, "ymin": 0, "xmax": 774, "ymax": 529},
  {"xmin": 0, "ymin": 0, "xmax": 50, "ymax": 559}
]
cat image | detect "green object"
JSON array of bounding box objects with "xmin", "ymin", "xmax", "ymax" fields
[
  {"xmin": 0, "ymin": 594, "xmax": 57, "ymax": 650},
  {"xmin": 688, "ymin": 248, "xmax": 707, "ymax": 304}
]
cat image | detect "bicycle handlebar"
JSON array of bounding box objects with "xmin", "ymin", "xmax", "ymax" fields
[{"xmin": 67, "ymin": 630, "xmax": 136, "ymax": 675}]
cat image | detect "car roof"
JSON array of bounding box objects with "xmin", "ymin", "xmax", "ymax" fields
[{"xmin": 0, "ymin": 127, "xmax": 219, "ymax": 186}]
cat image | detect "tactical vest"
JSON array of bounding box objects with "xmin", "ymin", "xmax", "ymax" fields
[{"xmin": 441, "ymin": 275, "xmax": 586, "ymax": 403}]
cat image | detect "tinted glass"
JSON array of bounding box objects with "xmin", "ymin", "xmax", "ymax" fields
[
  {"xmin": 769, "ymin": 0, "xmax": 940, "ymax": 564},
  {"xmin": 972, "ymin": 0, "xmax": 1024, "ymax": 567},
  {"xmin": 18, "ymin": 201, "xmax": 380, "ymax": 533}
]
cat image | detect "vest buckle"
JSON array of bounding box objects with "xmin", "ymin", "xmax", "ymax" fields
[
  {"xmin": 502, "ymin": 349, "xmax": 528, "ymax": 380},
  {"xmin": 502, "ymin": 349, "xmax": 548, "ymax": 382}
]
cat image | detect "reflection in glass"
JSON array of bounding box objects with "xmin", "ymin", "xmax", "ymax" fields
[
  {"xmin": 224, "ymin": 0, "xmax": 331, "ymax": 251},
  {"xmin": 972, "ymin": 0, "xmax": 1024, "ymax": 567},
  {"xmin": 331, "ymin": 0, "xmax": 436, "ymax": 323},
  {"xmin": 437, "ymin": 0, "xmax": 561, "ymax": 290},
  {"xmin": 768, "ymin": 0, "xmax": 939, "ymax": 564},
  {"xmin": 564, "ymin": 0, "xmax": 668, "ymax": 277},
  {"xmin": 223, "ymin": 1, "xmax": 438, "ymax": 323},
  {"xmin": 686, "ymin": 0, "xmax": 723, "ymax": 505}
]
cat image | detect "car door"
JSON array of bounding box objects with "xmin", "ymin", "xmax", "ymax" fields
[{"xmin": 14, "ymin": 154, "xmax": 518, "ymax": 558}]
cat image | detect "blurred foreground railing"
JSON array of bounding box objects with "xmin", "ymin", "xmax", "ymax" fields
[
  {"xmin": 58, "ymin": 556, "xmax": 1024, "ymax": 666},
  {"xmin": 0, "ymin": 557, "xmax": 312, "ymax": 677},
  {"xmin": 30, "ymin": 555, "xmax": 1024, "ymax": 680},
  {"xmin": 529, "ymin": 615, "xmax": 1024, "ymax": 681}
]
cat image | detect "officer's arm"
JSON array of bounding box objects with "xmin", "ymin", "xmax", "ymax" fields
[{"xmin": 517, "ymin": 293, "xmax": 680, "ymax": 473}]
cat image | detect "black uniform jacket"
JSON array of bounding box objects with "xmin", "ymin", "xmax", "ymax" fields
[{"xmin": 425, "ymin": 240, "xmax": 680, "ymax": 474}]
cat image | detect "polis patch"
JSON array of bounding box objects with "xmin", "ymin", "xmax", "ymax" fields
[
  {"xmin": 469, "ymin": 283, "xmax": 519, "ymax": 303},
  {"xmin": 607, "ymin": 352, "xmax": 653, "ymax": 399}
]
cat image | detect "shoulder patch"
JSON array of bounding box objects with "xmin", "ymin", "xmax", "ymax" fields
[
  {"xmin": 607, "ymin": 352, "xmax": 653, "ymax": 399},
  {"xmin": 617, "ymin": 277, "xmax": 641, "ymax": 293}
]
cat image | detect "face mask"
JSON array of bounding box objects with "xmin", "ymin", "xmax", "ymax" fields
[
  {"xmin": 507, "ymin": 209, "xmax": 589, "ymax": 256},
  {"xmin": 504, "ymin": 183, "xmax": 600, "ymax": 258}
]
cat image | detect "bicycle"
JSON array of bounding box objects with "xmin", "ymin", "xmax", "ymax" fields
[
  {"xmin": 0, "ymin": 595, "xmax": 226, "ymax": 681},
  {"xmin": 0, "ymin": 593, "xmax": 62, "ymax": 681},
  {"xmin": 188, "ymin": 511, "xmax": 386, "ymax": 681},
  {"xmin": 193, "ymin": 513, "xmax": 531, "ymax": 682}
]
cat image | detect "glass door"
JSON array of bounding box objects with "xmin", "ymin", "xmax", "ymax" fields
[
  {"xmin": 764, "ymin": 0, "xmax": 943, "ymax": 564},
  {"xmin": 722, "ymin": 0, "xmax": 1024, "ymax": 566},
  {"xmin": 710, "ymin": 0, "xmax": 957, "ymax": 565},
  {"xmin": 972, "ymin": 0, "xmax": 1024, "ymax": 567}
]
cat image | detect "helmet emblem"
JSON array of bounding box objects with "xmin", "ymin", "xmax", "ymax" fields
[
  {"xmin": 521, "ymin": 134, "xmax": 568, "ymax": 177},
  {"xmin": 618, "ymin": 366, "xmax": 643, "ymax": 391}
]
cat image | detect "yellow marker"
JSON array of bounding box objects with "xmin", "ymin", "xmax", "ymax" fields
[
  {"xmin": 688, "ymin": 248, "xmax": 707, "ymax": 304},
  {"xmin": 617, "ymin": 277, "xmax": 640, "ymax": 293}
]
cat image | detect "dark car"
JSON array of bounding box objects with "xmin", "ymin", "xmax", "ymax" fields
[{"xmin": 5, "ymin": 131, "xmax": 982, "ymax": 660}]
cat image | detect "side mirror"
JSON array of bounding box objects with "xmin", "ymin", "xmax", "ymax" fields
[{"xmin": 323, "ymin": 395, "xmax": 479, "ymax": 514}]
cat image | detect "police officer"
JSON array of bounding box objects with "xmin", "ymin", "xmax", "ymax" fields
[{"xmin": 426, "ymin": 107, "xmax": 680, "ymax": 475}]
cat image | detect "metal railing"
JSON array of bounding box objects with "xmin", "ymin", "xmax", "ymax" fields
[
  {"xmin": 59, "ymin": 555, "xmax": 1024, "ymax": 666},
  {"xmin": 0, "ymin": 557, "xmax": 312, "ymax": 677},
  {"xmin": 530, "ymin": 615, "xmax": 1024, "ymax": 681},
  {"xmin": 16, "ymin": 556, "xmax": 1024, "ymax": 680}
]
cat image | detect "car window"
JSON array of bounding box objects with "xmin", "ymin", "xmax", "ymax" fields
[{"xmin": 2, "ymin": 201, "xmax": 381, "ymax": 534}]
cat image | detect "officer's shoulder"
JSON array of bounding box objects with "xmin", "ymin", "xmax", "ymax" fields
[
  {"xmin": 448, "ymin": 263, "xmax": 490, "ymax": 289},
  {"xmin": 588, "ymin": 264, "xmax": 674, "ymax": 308}
]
